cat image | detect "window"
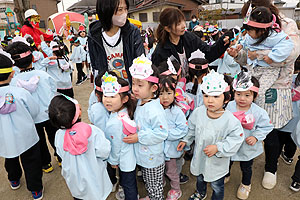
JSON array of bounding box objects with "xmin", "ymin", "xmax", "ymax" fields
[
  {"xmin": 153, "ymin": 12, "xmax": 160, "ymax": 22},
  {"xmin": 231, "ymin": 0, "xmax": 235, "ymax": 3},
  {"xmin": 139, "ymin": 13, "xmax": 147, "ymax": 22},
  {"xmin": 39, "ymin": 20, "xmax": 46, "ymax": 28},
  {"xmin": 0, "ymin": 7, "xmax": 6, "ymax": 12},
  {"xmin": 183, "ymin": 11, "xmax": 190, "ymax": 21},
  {"xmin": 216, "ymin": 0, "xmax": 221, "ymax": 3}
]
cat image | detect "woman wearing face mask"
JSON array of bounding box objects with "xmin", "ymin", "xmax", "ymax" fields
[
  {"xmin": 88, "ymin": 0, "xmax": 144, "ymax": 84},
  {"xmin": 189, "ymin": 15, "xmax": 199, "ymax": 31}
]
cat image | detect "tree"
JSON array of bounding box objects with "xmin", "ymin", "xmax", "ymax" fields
[{"xmin": 13, "ymin": 0, "xmax": 30, "ymax": 25}]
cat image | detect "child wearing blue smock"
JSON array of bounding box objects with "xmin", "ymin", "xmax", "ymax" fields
[
  {"xmin": 78, "ymin": 29, "xmax": 90, "ymax": 78},
  {"xmin": 49, "ymin": 95, "xmax": 112, "ymax": 200},
  {"xmin": 0, "ymin": 50, "xmax": 43, "ymax": 200},
  {"xmin": 7, "ymin": 41, "xmax": 60, "ymax": 172},
  {"xmin": 124, "ymin": 55, "xmax": 168, "ymax": 200},
  {"xmin": 178, "ymin": 70, "xmax": 244, "ymax": 200},
  {"xmin": 159, "ymin": 76, "xmax": 188, "ymax": 200},
  {"xmin": 25, "ymin": 35, "xmax": 45, "ymax": 71},
  {"xmin": 41, "ymin": 41, "xmax": 74, "ymax": 98},
  {"xmin": 225, "ymin": 71, "xmax": 273, "ymax": 199},
  {"xmin": 100, "ymin": 72, "xmax": 138, "ymax": 200},
  {"xmin": 70, "ymin": 37, "xmax": 87, "ymax": 85}
]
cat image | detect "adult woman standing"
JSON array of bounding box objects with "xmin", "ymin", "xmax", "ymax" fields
[
  {"xmin": 152, "ymin": 8, "xmax": 231, "ymax": 77},
  {"xmin": 88, "ymin": 0, "xmax": 144, "ymax": 83},
  {"xmin": 229, "ymin": 0, "xmax": 300, "ymax": 190}
]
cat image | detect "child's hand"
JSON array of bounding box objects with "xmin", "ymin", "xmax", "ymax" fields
[
  {"xmin": 40, "ymin": 35, "xmax": 44, "ymax": 42},
  {"xmin": 248, "ymin": 50, "xmax": 258, "ymax": 60},
  {"xmin": 203, "ymin": 145, "xmax": 218, "ymax": 157},
  {"xmin": 227, "ymin": 47, "xmax": 239, "ymax": 58},
  {"xmin": 111, "ymin": 165, "xmax": 118, "ymax": 169},
  {"xmin": 223, "ymin": 36, "xmax": 230, "ymax": 46},
  {"xmin": 236, "ymin": 44, "xmax": 243, "ymax": 51},
  {"xmin": 245, "ymin": 136, "xmax": 258, "ymax": 146},
  {"xmin": 123, "ymin": 133, "xmax": 138, "ymax": 144},
  {"xmin": 177, "ymin": 142, "xmax": 187, "ymax": 151},
  {"xmin": 263, "ymin": 56, "xmax": 273, "ymax": 64}
]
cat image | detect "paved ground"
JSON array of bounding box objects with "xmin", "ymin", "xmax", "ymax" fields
[{"xmin": 1, "ymin": 69, "xmax": 300, "ymax": 200}]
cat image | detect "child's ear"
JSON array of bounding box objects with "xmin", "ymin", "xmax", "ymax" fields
[
  {"xmin": 122, "ymin": 95, "xmax": 129, "ymax": 104},
  {"xmin": 9, "ymin": 71, "xmax": 15, "ymax": 78},
  {"xmin": 151, "ymin": 84, "xmax": 158, "ymax": 93}
]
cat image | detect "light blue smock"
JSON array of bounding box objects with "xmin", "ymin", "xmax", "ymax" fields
[
  {"xmin": 0, "ymin": 85, "xmax": 40, "ymax": 158},
  {"xmin": 243, "ymin": 31, "xmax": 294, "ymax": 67},
  {"xmin": 134, "ymin": 98, "xmax": 168, "ymax": 168},
  {"xmin": 32, "ymin": 51, "xmax": 45, "ymax": 71},
  {"xmin": 41, "ymin": 57, "xmax": 72, "ymax": 89},
  {"xmin": 182, "ymin": 105, "xmax": 244, "ymax": 182},
  {"xmin": 88, "ymin": 102, "xmax": 109, "ymax": 132},
  {"xmin": 104, "ymin": 108, "xmax": 136, "ymax": 172},
  {"xmin": 10, "ymin": 69, "xmax": 57, "ymax": 123},
  {"xmin": 227, "ymin": 101, "xmax": 273, "ymax": 161},
  {"xmin": 55, "ymin": 124, "xmax": 112, "ymax": 200},
  {"xmin": 69, "ymin": 45, "xmax": 86, "ymax": 64},
  {"xmin": 217, "ymin": 50, "xmax": 241, "ymax": 77},
  {"xmin": 41, "ymin": 41, "xmax": 53, "ymax": 57},
  {"xmin": 164, "ymin": 105, "xmax": 188, "ymax": 160}
]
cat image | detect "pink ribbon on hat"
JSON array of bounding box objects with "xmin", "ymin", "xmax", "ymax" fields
[
  {"xmin": 245, "ymin": 14, "xmax": 281, "ymax": 32},
  {"xmin": 144, "ymin": 76, "xmax": 159, "ymax": 84},
  {"xmin": 72, "ymin": 104, "xmax": 81, "ymax": 124},
  {"xmin": 19, "ymin": 51, "xmax": 32, "ymax": 59},
  {"xmin": 189, "ymin": 63, "xmax": 208, "ymax": 70},
  {"xmin": 233, "ymin": 111, "xmax": 255, "ymax": 130},
  {"xmin": 63, "ymin": 122, "xmax": 92, "ymax": 155}
]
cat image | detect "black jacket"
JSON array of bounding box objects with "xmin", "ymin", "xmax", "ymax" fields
[
  {"xmin": 152, "ymin": 31, "xmax": 229, "ymax": 67},
  {"xmin": 88, "ymin": 20, "xmax": 144, "ymax": 83}
]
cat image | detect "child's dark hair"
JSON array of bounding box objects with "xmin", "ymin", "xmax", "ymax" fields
[
  {"xmin": 5, "ymin": 42, "xmax": 33, "ymax": 69},
  {"xmin": 26, "ymin": 37, "xmax": 38, "ymax": 51},
  {"xmin": 52, "ymin": 44, "xmax": 69, "ymax": 72},
  {"xmin": 94, "ymin": 71, "xmax": 118, "ymax": 102},
  {"xmin": 149, "ymin": 65, "xmax": 160, "ymax": 98},
  {"xmin": 192, "ymin": 30, "xmax": 203, "ymax": 39},
  {"xmin": 244, "ymin": 6, "xmax": 278, "ymax": 45},
  {"xmin": 224, "ymin": 75, "xmax": 234, "ymax": 102},
  {"xmin": 0, "ymin": 54, "xmax": 13, "ymax": 81},
  {"xmin": 48, "ymin": 95, "xmax": 77, "ymax": 129},
  {"xmin": 116, "ymin": 77, "xmax": 136, "ymax": 119},
  {"xmin": 159, "ymin": 75, "xmax": 177, "ymax": 108},
  {"xmin": 157, "ymin": 60, "xmax": 180, "ymax": 76},
  {"xmin": 188, "ymin": 58, "xmax": 209, "ymax": 95}
]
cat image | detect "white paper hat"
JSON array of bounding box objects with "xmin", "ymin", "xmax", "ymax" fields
[
  {"xmin": 200, "ymin": 70, "xmax": 229, "ymax": 96},
  {"xmin": 188, "ymin": 49, "xmax": 205, "ymax": 61},
  {"xmin": 101, "ymin": 72, "xmax": 122, "ymax": 97},
  {"xmin": 11, "ymin": 36, "xmax": 30, "ymax": 46},
  {"xmin": 233, "ymin": 71, "xmax": 259, "ymax": 93}
]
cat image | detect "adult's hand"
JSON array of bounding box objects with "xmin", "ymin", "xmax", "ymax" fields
[{"xmin": 227, "ymin": 47, "xmax": 239, "ymax": 58}]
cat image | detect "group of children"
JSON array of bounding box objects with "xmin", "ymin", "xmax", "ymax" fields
[{"xmin": 0, "ymin": 4, "xmax": 300, "ymax": 200}]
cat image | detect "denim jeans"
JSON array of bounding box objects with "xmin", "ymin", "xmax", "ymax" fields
[
  {"xmin": 120, "ymin": 169, "xmax": 138, "ymax": 200},
  {"xmin": 197, "ymin": 174, "xmax": 224, "ymax": 200}
]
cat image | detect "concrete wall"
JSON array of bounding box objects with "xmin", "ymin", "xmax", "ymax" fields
[{"xmin": 30, "ymin": 0, "xmax": 58, "ymax": 29}]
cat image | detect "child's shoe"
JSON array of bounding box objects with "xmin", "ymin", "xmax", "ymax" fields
[
  {"xmin": 262, "ymin": 171, "xmax": 277, "ymax": 189},
  {"xmin": 189, "ymin": 192, "xmax": 207, "ymax": 200},
  {"xmin": 166, "ymin": 189, "xmax": 182, "ymax": 200},
  {"xmin": 180, "ymin": 173, "xmax": 189, "ymax": 184},
  {"xmin": 224, "ymin": 176, "xmax": 230, "ymax": 184},
  {"xmin": 280, "ymin": 151, "xmax": 293, "ymax": 165},
  {"xmin": 237, "ymin": 183, "xmax": 251, "ymax": 200},
  {"xmin": 9, "ymin": 180, "xmax": 20, "ymax": 190},
  {"xmin": 31, "ymin": 188, "xmax": 43, "ymax": 200},
  {"xmin": 290, "ymin": 181, "xmax": 300, "ymax": 192},
  {"xmin": 139, "ymin": 196, "xmax": 150, "ymax": 200},
  {"xmin": 42, "ymin": 163, "xmax": 53, "ymax": 173}
]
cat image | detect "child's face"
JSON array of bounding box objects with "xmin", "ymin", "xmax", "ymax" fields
[
  {"xmin": 247, "ymin": 30, "xmax": 260, "ymax": 39},
  {"xmin": 159, "ymin": 88, "xmax": 175, "ymax": 109},
  {"xmin": 80, "ymin": 31, "xmax": 86, "ymax": 37},
  {"xmin": 203, "ymin": 93, "xmax": 226, "ymax": 113},
  {"xmin": 103, "ymin": 93, "xmax": 125, "ymax": 112},
  {"xmin": 132, "ymin": 78, "xmax": 157, "ymax": 100},
  {"xmin": 234, "ymin": 90, "xmax": 254, "ymax": 111}
]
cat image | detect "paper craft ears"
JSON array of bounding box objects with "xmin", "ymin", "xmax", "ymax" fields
[{"xmin": 118, "ymin": 112, "xmax": 137, "ymax": 136}]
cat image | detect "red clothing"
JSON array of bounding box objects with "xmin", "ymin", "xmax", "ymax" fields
[{"xmin": 20, "ymin": 24, "xmax": 53, "ymax": 47}]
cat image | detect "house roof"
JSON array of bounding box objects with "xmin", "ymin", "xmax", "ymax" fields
[
  {"xmin": 128, "ymin": 1, "xmax": 185, "ymax": 13},
  {"xmin": 67, "ymin": 0, "xmax": 96, "ymax": 14}
]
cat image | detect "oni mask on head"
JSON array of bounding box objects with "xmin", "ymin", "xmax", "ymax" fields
[
  {"xmin": 200, "ymin": 70, "xmax": 229, "ymax": 96},
  {"xmin": 101, "ymin": 72, "xmax": 121, "ymax": 96},
  {"xmin": 233, "ymin": 71, "xmax": 259, "ymax": 93},
  {"xmin": 129, "ymin": 55, "xmax": 153, "ymax": 80}
]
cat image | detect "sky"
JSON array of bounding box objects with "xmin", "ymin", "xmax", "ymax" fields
[{"xmin": 57, "ymin": 0, "xmax": 300, "ymax": 12}]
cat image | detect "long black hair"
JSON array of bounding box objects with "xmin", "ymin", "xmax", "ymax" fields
[{"xmin": 188, "ymin": 58, "xmax": 209, "ymax": 95}]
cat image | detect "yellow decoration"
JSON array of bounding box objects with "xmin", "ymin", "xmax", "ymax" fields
[{"xmin": 0, "ymin": 68, "xmax": 13, "ymax": 74}]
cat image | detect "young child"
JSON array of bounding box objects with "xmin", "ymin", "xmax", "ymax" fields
[
  {"xmin": 69, "ymin": 36, "xmax": 87, "ymax": 85},
  {"xmin": 25, "ymin": 35, "xmax": 45, "ymax": 71},
  {"xmin": 7, "ymin": 41, "xmax": 59, "ymax": 172},
  {"xmin": 186, "ymin": 57, "xmax": 209, "ymax": 110},
  {"xmin": 123, "ymin": 55, "xmax": 168, "ymax": 200},
  {"xmin": 41, "ymin": 42, "xmax": 74, "ymax": 98},
  {"xmin": 48, "ymin": 95, "xmax": 112, "ymax": 200},
  {"xmin": 225, "ymin": 71, "xmax": 273, "ymax": 199},
  {"xmin": 0, "ymin": 49, "xmax": 43, "ymax": 200},
  {"xmin": 100, "ymin": 72, "xmax": 138, "ymax": 200},
  {"xmin": 78, "ymin": 26, "xmax": 90, "ymax": 78},
  {"xmin": 88, "ymin": 73, "xmax": 109, "ymax": 131},
  {"xmin": 159, "ymin": 75, "xmax": 188, "ymax": 200},
  {"xmin": 177, "ymin": 70, "xmax": 244, "ymax": 200},
  {"xmin": 238, "ymin": 6, "xmax": 294, "ymax": 105}
]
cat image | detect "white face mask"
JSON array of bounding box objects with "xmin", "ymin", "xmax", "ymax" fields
[
  {"xmin": 192, "ymin": 19, "xmax": 197, "ymax": 22},
  {"xmin": 112, "ymin": 12, "xmax": 127, "ymax": 27}
]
